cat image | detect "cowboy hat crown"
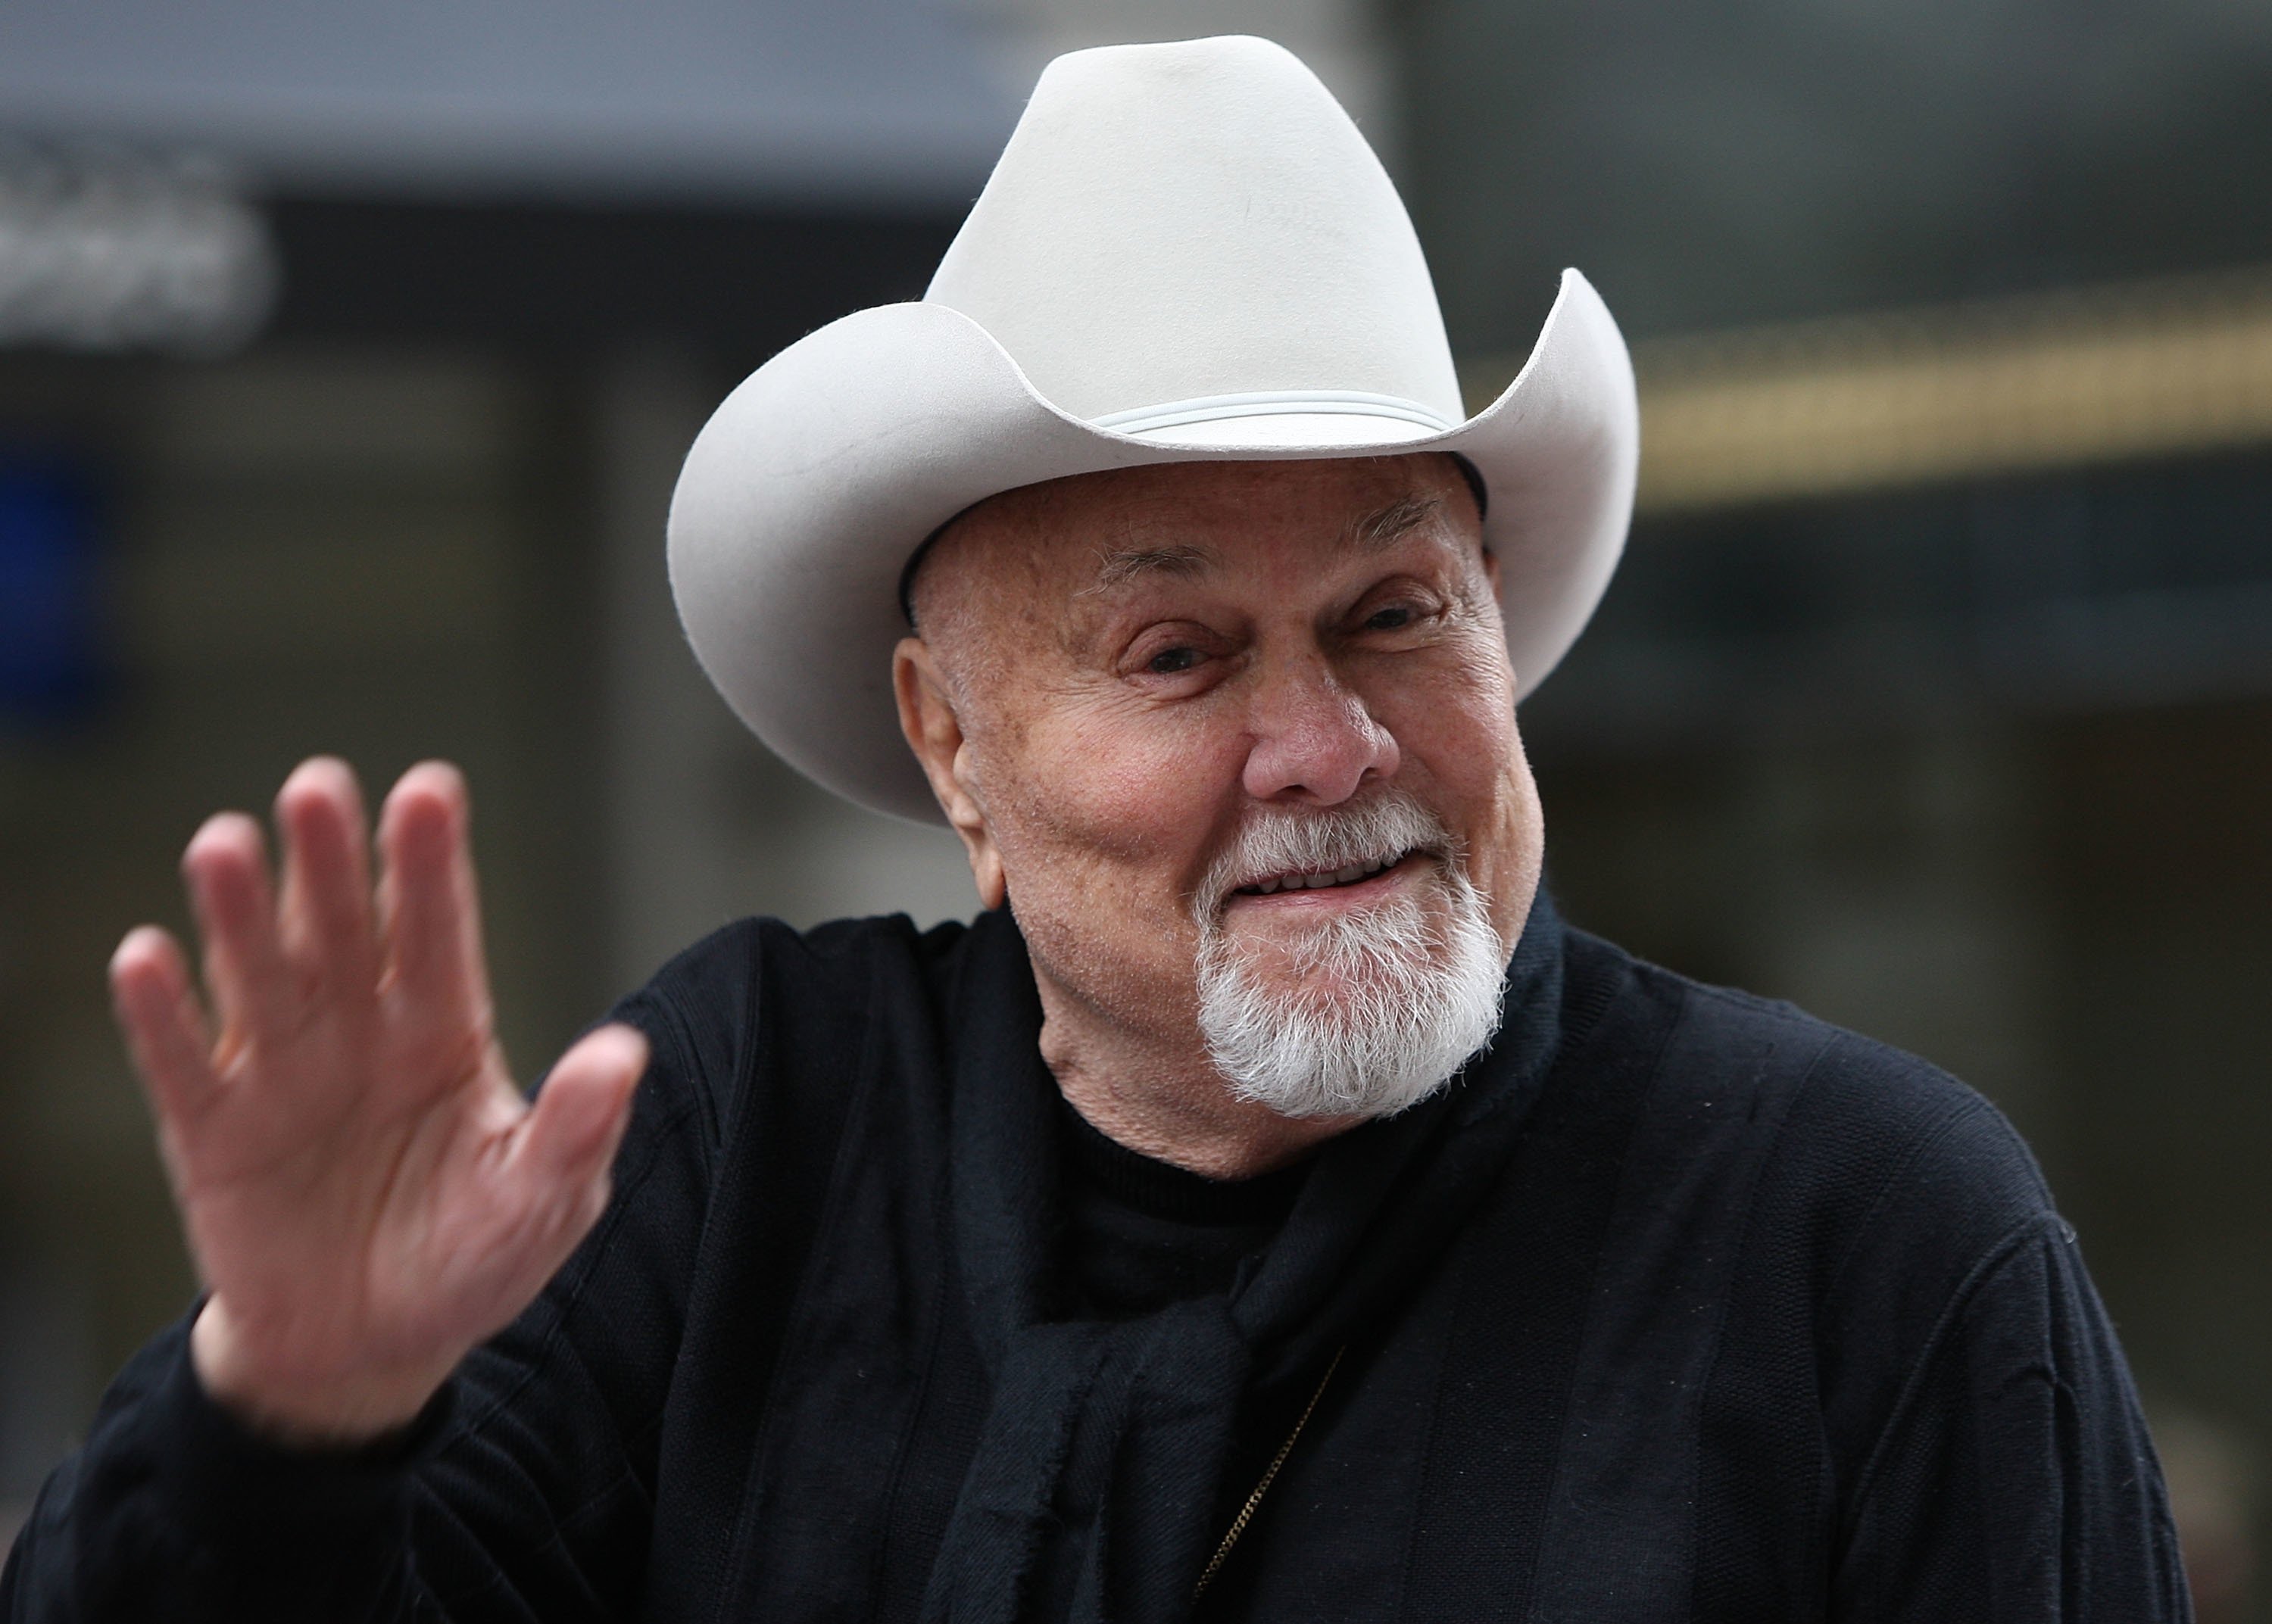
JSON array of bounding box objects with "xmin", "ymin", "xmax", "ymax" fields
[
  {"xmin": 927, "ymin": 36, "xmax": 1463, "ymax": 446},
  {"xmin": 669, "ymin": 35, "xmax": 1637, "ymax": 822}
]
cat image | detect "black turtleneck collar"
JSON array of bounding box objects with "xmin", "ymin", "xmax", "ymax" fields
[{"xmin": 1056, "ymin": 1096, "xmax": 1315, "ymax": 1319}]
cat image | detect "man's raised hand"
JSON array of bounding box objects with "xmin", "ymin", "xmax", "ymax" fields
[{"xmin": 108, "ymin": 758, "xmax": 647, "ymax": 1448}]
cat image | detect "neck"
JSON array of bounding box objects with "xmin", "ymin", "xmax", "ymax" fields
[{"xmin": 1030, "ymin": 967, "xmax": 1358, "ymax": 1180}]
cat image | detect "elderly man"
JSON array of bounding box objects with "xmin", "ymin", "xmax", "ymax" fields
[{"xmin": 4, "ymin": 36, "xmax": 2186, "ymax": 1624}]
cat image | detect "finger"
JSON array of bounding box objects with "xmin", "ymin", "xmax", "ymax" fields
[
  {"xmin": 513, "ymin": 1024, "xmax": 648, "ymax": 1202},
  {"xmin": 275, "ymin": 758, "xmax": 377, "ymax": 1001},
  {"xmin": 376, "ymin": 762, "xmax": 492, "ymax": 1041},
  {"xmin": 181, "ymin": 811, "xmax": 295, "ymax": 1043},
  {"xmin": 110, "ymin": 926, "xmax": 221, "ymax": 1130}
]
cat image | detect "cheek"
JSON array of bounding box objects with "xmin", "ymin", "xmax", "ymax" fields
[
  {"xmin": 1389, "ymin": 640, "xmax": 1521, "ymax": 791},
  {"xmin": 1478, "ymin": 751, "xmax": 1544, "ymax": 944},
  {"xmin": 978, "ymin": 698, "xmax": 1241, "ymax": 897},
  {"xmin": 972, "ymin": 700, "xmax": 1249, "ymax": 1035},
  {"xmin": 1384, "ymin": 645, "xmax": 1542, "ymax": 926}
]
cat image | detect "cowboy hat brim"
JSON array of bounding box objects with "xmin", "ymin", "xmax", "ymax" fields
[{"xmin": 667, "ymin": 265, "xmax": 1637, "ymax": 824}]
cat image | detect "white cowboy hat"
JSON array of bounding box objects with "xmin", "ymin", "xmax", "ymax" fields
[{"xmin": 669, "ymin": 34, "xmax": 1637, "ymax": 824}]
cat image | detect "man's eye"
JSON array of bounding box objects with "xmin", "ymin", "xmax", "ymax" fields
[
  {"xmin": 1147, "ymin": 646, "xmax": 1200, "ymax": 675},
  {"xmin": 1365, "ymin": 606, "xmax": 1414, "ymax": 631}
]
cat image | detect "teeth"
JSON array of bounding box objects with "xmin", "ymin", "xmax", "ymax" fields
[{"xmin": 1237, "ymin": 849, "xmax": 1406, "ymax": 897}]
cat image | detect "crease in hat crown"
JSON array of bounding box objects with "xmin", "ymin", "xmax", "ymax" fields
[{"xmin": 924, "ymin": 36, "xmax": 1465, "ymax": 449}]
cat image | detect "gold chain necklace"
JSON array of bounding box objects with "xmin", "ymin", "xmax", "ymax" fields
[{"xmin": 1193, "ymin": 1346, "xmax": 1347, "ymax": 1601}]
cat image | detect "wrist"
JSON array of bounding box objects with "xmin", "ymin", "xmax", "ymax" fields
[{"xmin": 189, "ymin": 1297, "xmax": 457, "ymax": 1451}]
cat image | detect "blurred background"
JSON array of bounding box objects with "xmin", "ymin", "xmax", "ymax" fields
[{"xmin": 1, "ymin": 0, "xmax": 2266, "ymax": 1612}]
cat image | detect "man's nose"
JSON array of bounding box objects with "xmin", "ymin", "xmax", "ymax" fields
[{"xmin": 1240, "ymin": 655, "xmax": 1401, "ymax": 805}]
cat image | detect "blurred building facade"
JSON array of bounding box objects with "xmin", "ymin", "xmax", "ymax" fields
[
  {"xmin": 3, "ymin": 1, "xmax": 2269, "ymax": 1612},
  {"xmin": 1400, "ymin": 2, "xmax": 2272, "ymax": 1610}
]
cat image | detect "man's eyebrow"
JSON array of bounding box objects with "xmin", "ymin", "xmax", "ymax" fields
[
  {"xmin": 1346, "ymin": 494, "xmax": 1443, "ymax": 552},
  {"xmin": 1085, "ymin": 542, "xmax": 1218, "ymax": 592}
]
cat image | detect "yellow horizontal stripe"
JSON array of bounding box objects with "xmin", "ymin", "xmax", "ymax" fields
[{"xmin": 1459, "ymin": 268, "xmax": 2272, "ymax": 513}]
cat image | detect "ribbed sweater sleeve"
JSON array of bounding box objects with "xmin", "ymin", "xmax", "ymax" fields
[{"xmin": 1834, "ymin": 1218, "xmax": 2191, "ymax": 1622}]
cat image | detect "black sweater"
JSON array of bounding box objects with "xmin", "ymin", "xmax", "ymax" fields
[{"xmin": 2, "ymin": 908, "xmax": 2189, "ymax": 1621}]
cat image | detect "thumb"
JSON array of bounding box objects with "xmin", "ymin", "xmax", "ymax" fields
[{"xmin": 518, "ymin": 1023, "xmax": 648, "ymax": 1196}]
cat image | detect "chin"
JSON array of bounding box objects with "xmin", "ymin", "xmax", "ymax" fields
[{"xmin": 1195, "ymin": 868, "xmax": 1510, "ymax": 1121}]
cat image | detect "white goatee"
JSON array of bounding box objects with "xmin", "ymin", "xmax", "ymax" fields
[{"xmin": 1192, "ymin": 790, "xmax": 1509, "ymax": 1120}]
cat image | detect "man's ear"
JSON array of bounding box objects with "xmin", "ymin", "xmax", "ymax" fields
[{"xmin": 894, "ymin": 636, "xmax": 1007, "ymax": 910}]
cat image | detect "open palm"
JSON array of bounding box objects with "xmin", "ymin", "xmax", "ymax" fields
[{"xmin": 108, "ymin": 758, "xmax": 645, "ymax": 1445}]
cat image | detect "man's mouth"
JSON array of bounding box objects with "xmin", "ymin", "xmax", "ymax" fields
[{"xmin": 1233, "ymin": 849, "xmax": 1414, "ymax": 897}]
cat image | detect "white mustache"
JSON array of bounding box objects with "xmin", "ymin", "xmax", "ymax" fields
[{"xmin": 1195, "ymin": 790, "xmax": 1456, "ymax": 918}]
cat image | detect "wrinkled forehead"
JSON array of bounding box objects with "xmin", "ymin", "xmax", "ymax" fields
[{"xmin": 905, "ymin": 453, "xmax": 1482, "ymax": 628}]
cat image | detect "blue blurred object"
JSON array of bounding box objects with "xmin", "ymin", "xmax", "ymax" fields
[{"xmin": 0, "ymin": 447, "xmax": 106, "ymax": 724}]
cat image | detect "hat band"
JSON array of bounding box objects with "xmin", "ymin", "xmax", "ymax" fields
[{"xmin": 1091, "ymin": 388, "xmax": 1458, "ymax": 438}]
